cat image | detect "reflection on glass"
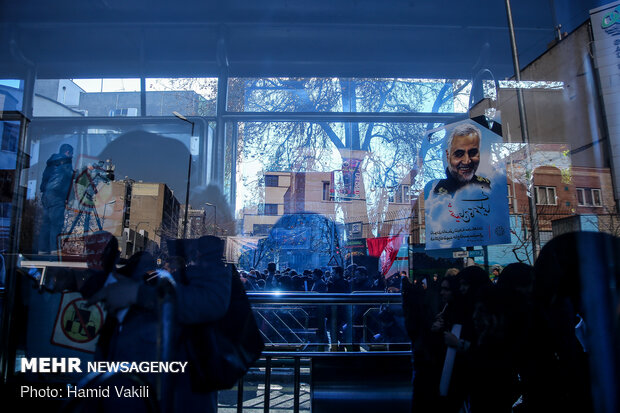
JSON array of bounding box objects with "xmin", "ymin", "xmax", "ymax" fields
[
  {"xmin": 147, "ymin": 78, "xmax": 217, "ymax": 117},
  {"xmin": 34, "ymin": 78, "xmax": 140, "ymax": 117},
  {"xmin": 0, "ymin": 79, "xmax": 24, "ymax": 112},
  {"xmin": 21, "ymin": 119, "xmax": 218, "ymax": 259},
  {"xmin": 236, "ymin": 120, "xmax": 421, "ymax": 278},
  {"xmin": 32, "ymin": 78, "xmax": 217, "ymax": 118},
  {"xmin": 0, "ymin": 120, "xmax": 20, "ymax": 254},
  {"xmin": 251, "ymin": 301, "xmax": 410, "ymax": 350},
  {"xmin": 228, "ymin": 77, "xmax": 471, "ymax": 113},
  {"xmin": 15, "ymin": 64, "xmax": 619, "ymax": 295}
]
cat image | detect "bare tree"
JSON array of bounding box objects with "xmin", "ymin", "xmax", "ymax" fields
[
  {"xmin": 581, "ymin": 206, "xmax": 620, "ymax": 237},
  {"xmin": 233, "ymin": 77, "xmax": 471, "ymax": 236}
]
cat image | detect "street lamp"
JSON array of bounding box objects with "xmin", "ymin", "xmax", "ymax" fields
[
  {"xmin": 173, "ymin": 111, "xmax": 194, "ymax": 239},
  {"xmin": 205, "ymin": 202, "xmax": 217, "ymax": 235},
  {"xmin": 101, "ymin": 199, "xmax": 116, "ymax": 226}
]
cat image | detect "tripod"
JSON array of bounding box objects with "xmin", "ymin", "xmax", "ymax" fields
[
  {"xmin": 64, "ymin": 164, "xmax": 110, "ymax": 235},
  {"xmin": 66, "ymin": 201, "xmax": 103, "ymax": 235}
]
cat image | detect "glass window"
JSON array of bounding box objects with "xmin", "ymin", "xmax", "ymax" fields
[
  {"xmin": 577, "ymin": 187, "xmax": 603, "ymax": 207},
  {"xmin": 34, "ymin": 78, "xmax": 140, "ymax": 117},
  {"xmin": 1, "ymin": 122, "xmax": 19, "ymax": 153},
  {"xmin": 227, "ymin": 77, "xmax": 471, "ymax": 113},
  {"xmin": 592, "ymin": 189, "xmax": 602, "ymax": 207},
  {"xmin": 5, "ymin": 2, "xmax": 620, "ymax": 403},
  {"xmin": 548, "ymin": 187, "xmax": 557, "ymax": 205},
  {"xmin": 394, "ymin": 186, "xmax": 403, "ymax": 204},
  {"xmin": 265, "ymin": 175, "xmax": 279, "ymax": 187},
  {"xmin": 32, "ymin": 78, "xmax": 217, "ymax": 118},
  {"xmin": 584, "ymin": 189, "xmax": 593, "ymax": 206},
  {"xmin": 146, "ymin": 78, "xmax": 217, "ymax": 117},
  {"xmin": 18, "ymin": 117, "xmax": 214, "ymax": 256},
  {"xmin": 0, "ymin": 79, "xmax": 24, "ymax": 112},
  {"xmin": 236, "ymin": 120, "xmax": 421, "ymax": 262},
  {"xmin": 322, "ymin": 181, "xmax": 331, "ymax": 201},
  {"xmin": 0, "ymin": 120, "xmax": 20, "ymax": 254},
  {"xmin": 252, "ymin": 223, "xmax": 272, "ymax": 235},
  {"xmin": 263, "ymin": 203, "xmax": 278, "ymax": 216},
  {"xmin": 402, "ymin": 185, "xmax": 411, "ymax": 203},
  {"xmin": 535, "ymin": 186, "xmax": 556, "ymax": 205},
  {"xmin": 577, "ymin": 188, "xmax": 585, "ymax": 206}
]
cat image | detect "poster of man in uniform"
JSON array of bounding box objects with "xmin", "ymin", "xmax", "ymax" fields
[{"xmin": 424, "ymin": 118, "xmax": 511, "ymax": 250}]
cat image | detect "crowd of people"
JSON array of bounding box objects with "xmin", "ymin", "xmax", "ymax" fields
[
  {"xmin": 400, "ymin": 231, "xmax": 619, "ymax": 413},
  {"xmin": 37, "ymin": 229, "xmax": 617, "ymax": 413},
  {"xmin": 89, "ymin": 229, "xmax": 617, "ymax": 413},
  {"xmin": 232, "ymin": 231, "xmax": 617, "ymax": 413},
  {"xmin": 237, "ymin": 262, "xmax": 406, "ymax": 293}
]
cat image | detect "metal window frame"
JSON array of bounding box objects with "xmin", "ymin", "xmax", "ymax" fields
[
  {"xmin": 263, "ymin": 203, "xmax": 279, "ymax": 216},
  {"xmin": 577, "ymin": 187, "xmax": 602, "ymax": 207},
  {"xmin": 322, "ymin": 181, "xmax": 330, "ymax": 201},
  {"xmin": 547, "ymin": 186, "xmax": 557, "ymax": 206},
  {"xmin": 264, "ymin": 174, "xmax": 279, "ymax": 187},
  {"xmin": 592, "ymin": 188, "xmax": 602, "ymax": 207},
  {"xmin": 535, "ymin": 185, "xmax": 557, "ymax": 206},
  {"xmin": 402, "ymin": 184, "xmax": 411, "ymax": 204},
  {"xmin": 577, "ymin": 187, "xmax": 586, "ymax": 206}
]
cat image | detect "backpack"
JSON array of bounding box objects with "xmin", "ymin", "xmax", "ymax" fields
[{"xmin": 185, "ymin": 265, "xmax": 265, "ymax": 392}]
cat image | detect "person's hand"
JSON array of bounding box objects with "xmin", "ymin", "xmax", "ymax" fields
[
  {"xmin": 444, "ymin": 331, "xmax": 460, "ymax": 347},
  {"xmin": 431, "ymin": 316, "xmax": 444, "ymax": 332},
  {"xmin": 86, "ymin": 277, "xmax": 139, "ymax": 314}
]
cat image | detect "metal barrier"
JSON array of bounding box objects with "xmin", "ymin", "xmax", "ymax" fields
[
  {"xmin": 248, "ymin": 292, "xmax": 409, "ymax": 352},
  {"xmin": 229, "ymin": 292, "xmax": 412, "ymax": 413},
  {"xmin": 241, "ymin": 351, "xmax": 412, "ymax": 413}
]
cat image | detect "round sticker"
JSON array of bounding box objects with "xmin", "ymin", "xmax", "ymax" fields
[{"xmin": 60, "ymin": 298, "xmax": 104, "ymax": 343}]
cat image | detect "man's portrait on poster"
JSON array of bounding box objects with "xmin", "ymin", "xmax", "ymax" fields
[
  {"xmin": 424, "ymin": 118, "xmax": 511, "ymax": 250},
  {"xmin": 433, "ymin": 123, "xmax": 490, "ymax": 196}
]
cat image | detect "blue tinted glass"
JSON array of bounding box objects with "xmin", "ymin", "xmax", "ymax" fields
[
  {"xmin": 228, "ymin": 77, "xmax": 471, "ymax": 113},
  {"xmin": 0, "ymin": 80, "xmax": 23, "ymax": 112}
]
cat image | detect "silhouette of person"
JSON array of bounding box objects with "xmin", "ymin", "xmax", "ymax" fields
[{"xmin": 39, "ymin": 143, "xmax": 74, "ymax": 253}]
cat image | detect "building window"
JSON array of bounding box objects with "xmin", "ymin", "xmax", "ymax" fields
[
  {"xmin": 1, "ymin": 122, "xmax": 19, "ymax": 152},
  {"xmin": 402, "ymin": 185, "xmax": 411, "ymax": 203},
  {"xmin": 577, "ymin": 187, "xmax": 602, "ymax": 207},
  {"xmin": 265, "ymin": 175, "xmax": 279, "ymax": 187},
  {"xmin": 253, "ymin": 224, "xmax": 272, "ymax": 235},
  {"xmin": 535, "ymin": 186, "xmax": 556, "ymax": 205},
  {"xmin": 109, "ymin": 108, "xmax": 138, "ymax": 116},
  {"xmin": 322, "ymin": 181, "xmax": 331, "ymax": 201},
  {"xmin": 389, "ymin": 185, "xmax": 410, "ymax": 203},
  {"xmin": 507, "ymin": 184, "xmax": 512, "ymax": 205},
  {"xmin": 262, "ymin": 203, "xmax": 278, "ymax": 215}
]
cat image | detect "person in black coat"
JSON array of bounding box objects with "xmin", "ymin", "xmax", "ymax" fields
[{"xmin": 38, "ymin": 143, "xmax": 74, "ymax": 253}]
